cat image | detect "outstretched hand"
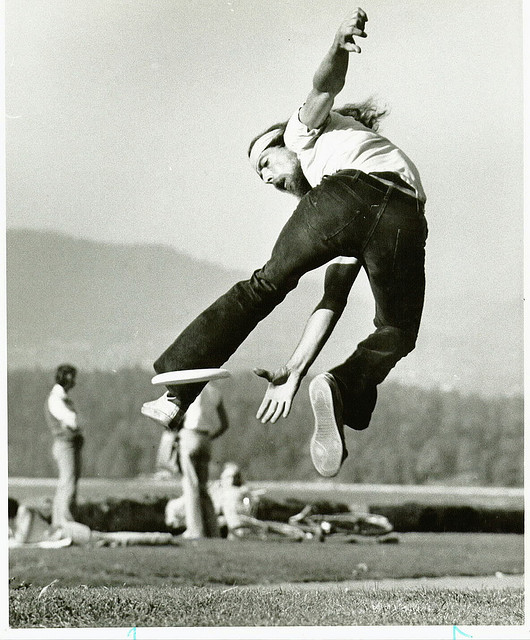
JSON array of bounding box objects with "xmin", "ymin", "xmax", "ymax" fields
[
  {"xmin": 254, "ymin": 366, "xmax": 303, "ymax": 424},
  {"xmin": 336, "ymin": 8, "xmax": 368, "ymax": 53}
]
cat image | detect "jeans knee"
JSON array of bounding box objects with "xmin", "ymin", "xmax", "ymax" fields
[
  {"xmin": 395, "ymin": 328, "xmax": 418, "ymax": 357},
  {"xmin": 377, "ymin": 325, "xmax": 417, "ymax": 357},
  {"xmin": 242, "ymin": 269, "xmax": 297, "ymax": 307}
]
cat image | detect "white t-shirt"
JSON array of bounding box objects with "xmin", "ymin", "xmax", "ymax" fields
[
  {"xmin": 283, "ymin": 107, "xmax": 426, "ymax": 202},
  {"xmin": 47, "ymin": 384, "xmax": 78, "ymax": 430}
]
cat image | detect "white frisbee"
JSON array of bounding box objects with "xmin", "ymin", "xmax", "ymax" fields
[{"xmin": 151, "ymin": 368, "xmax": 231, "ymax": 386}]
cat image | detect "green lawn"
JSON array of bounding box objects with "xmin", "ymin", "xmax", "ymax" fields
[
  {"xmin": 9, "ymin": 534, "xmax": 523, "ymax": 588},
  {"xmin": 8, "ymin": 479, "xmax": 525, "ymax": 631},
  {"xmin": 9, "ymin": 584, "xmax": 524, "ymax": 627}
]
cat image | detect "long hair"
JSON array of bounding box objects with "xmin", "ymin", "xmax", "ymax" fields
[
  {"xmin": 248, "ymin": 98, "xmax": 388, "ymax": 155},
  {"xmin": 334, "ymin": 98, "xmax": 388, "ymax": 131}
]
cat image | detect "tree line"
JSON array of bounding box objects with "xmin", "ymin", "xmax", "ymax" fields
[{"xmin": 7, "ymin": 367, "xmax": 523, "ymax": 486}]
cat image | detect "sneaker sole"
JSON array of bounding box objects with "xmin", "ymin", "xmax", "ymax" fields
[{"xmin": 309, "ymin": 375, "xmax": 344, "ymax": 477}]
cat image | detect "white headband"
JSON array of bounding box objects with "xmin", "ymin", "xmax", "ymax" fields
[{"xmin": 249, "ymin": 128, "xmax": 283, "ymax": 174}]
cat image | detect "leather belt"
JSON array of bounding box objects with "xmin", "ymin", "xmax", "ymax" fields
[
  {"xmin": 370, "ymin": 171, "xmax": 417, "ymax": 196},
  {"xmin": 343, "ymin": 170, "xmax": 425, "ymax": 210}
]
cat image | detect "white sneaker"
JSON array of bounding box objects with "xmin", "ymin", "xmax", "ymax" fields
[
  {"xmin": 309, "ymin": 373, "xmax": 347, "ymax": 477},
  {"xmin": 141, "ymin": 392, "xmax": 184, "ymax": 430}
]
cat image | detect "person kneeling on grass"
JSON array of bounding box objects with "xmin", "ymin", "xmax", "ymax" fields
[{"xmin": 142, "ymin": 7, "xmax": 427, "ymax": 478}]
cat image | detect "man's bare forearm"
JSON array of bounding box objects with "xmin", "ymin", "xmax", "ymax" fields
[
  {"xmin": 299, "ymin": 9, "xmax": 368, "ymax": 129},
  {"xmin": 286, "ymin": 259, "xmax": 361, "ymax": 377},
  {"xmin": 313, "ymin": 8, "xmax": 368, "ymax": 95},
  {"xmin": 286, "ymin": 308, "xmax": 341, "ymax": 377},
  {"xmin": 312, "ymin": 41, "xmax": 350, "ymax": 97}
]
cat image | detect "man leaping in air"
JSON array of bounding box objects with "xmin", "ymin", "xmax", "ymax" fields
[{"xmin": 142, "ymin": 8, "xmax": 427, "ymax": 477}]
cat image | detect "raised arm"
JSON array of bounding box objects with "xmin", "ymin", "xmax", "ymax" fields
[
  {"xmin": 255, "ymin": 258, "xmax": 361, "ymax": 424},
  {"xmin": 299, "ymin": 8, "xmax": 368, "ymax": 130}
]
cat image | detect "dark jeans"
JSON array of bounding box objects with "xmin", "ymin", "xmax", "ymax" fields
[{"xmin": 155, "ymin": 169, "xmax": 427, "ymax": 428}]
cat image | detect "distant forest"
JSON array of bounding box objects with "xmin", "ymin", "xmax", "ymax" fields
[{"xmin": 7, "ymin": 368, "xmax": 523, "ymax": 487}]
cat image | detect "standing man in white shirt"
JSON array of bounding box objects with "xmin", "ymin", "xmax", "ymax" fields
[
  {"xmin": 143, "ymin": 8, "xmax": 427, "ymax": 479},
  {"xmin": 44, "ymin": 364, "xmax": 83, "ymax": 527},
  {"xmin": 177, "ymin": 383, "xmax": 229, "ymax": 539}
]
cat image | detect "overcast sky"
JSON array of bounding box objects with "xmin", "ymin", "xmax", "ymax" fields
[{"xmin": 5, "ymin": 0, "xmax": 525, "ymax": 306}]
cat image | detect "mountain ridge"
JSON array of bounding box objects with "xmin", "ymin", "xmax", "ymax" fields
[{"xmin": 6, "ymin": 228, "xmax": 523, "ymax": 396}]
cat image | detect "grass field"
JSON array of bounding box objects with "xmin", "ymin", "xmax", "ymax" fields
[
  {"xmin": 9, "ymin": 534, "xmax": 524, "ymax": 628},
  {"xmin": 9, "ymin": 534, "xmax": 524, "ymax": 588},
  {"xmin": 9, "ymin": 584, "xmax": 524, "ymax": 628},
  {"xmin": 8, "ymin": 479, "xmax": 525, "ymax": 631}
]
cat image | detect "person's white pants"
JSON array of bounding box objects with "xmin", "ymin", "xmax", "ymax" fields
[
  {"xmin": 52, "ymin": 435, "xmax": 83, "ymax": 527},
  {"xmin": 178, "ymin": 429, "xmax": 220, "ymax": 538}
]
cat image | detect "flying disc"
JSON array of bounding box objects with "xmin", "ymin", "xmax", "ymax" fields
[{"xmin": 151, "ymin": 368, "xmax": 231, "ymax": 386}]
